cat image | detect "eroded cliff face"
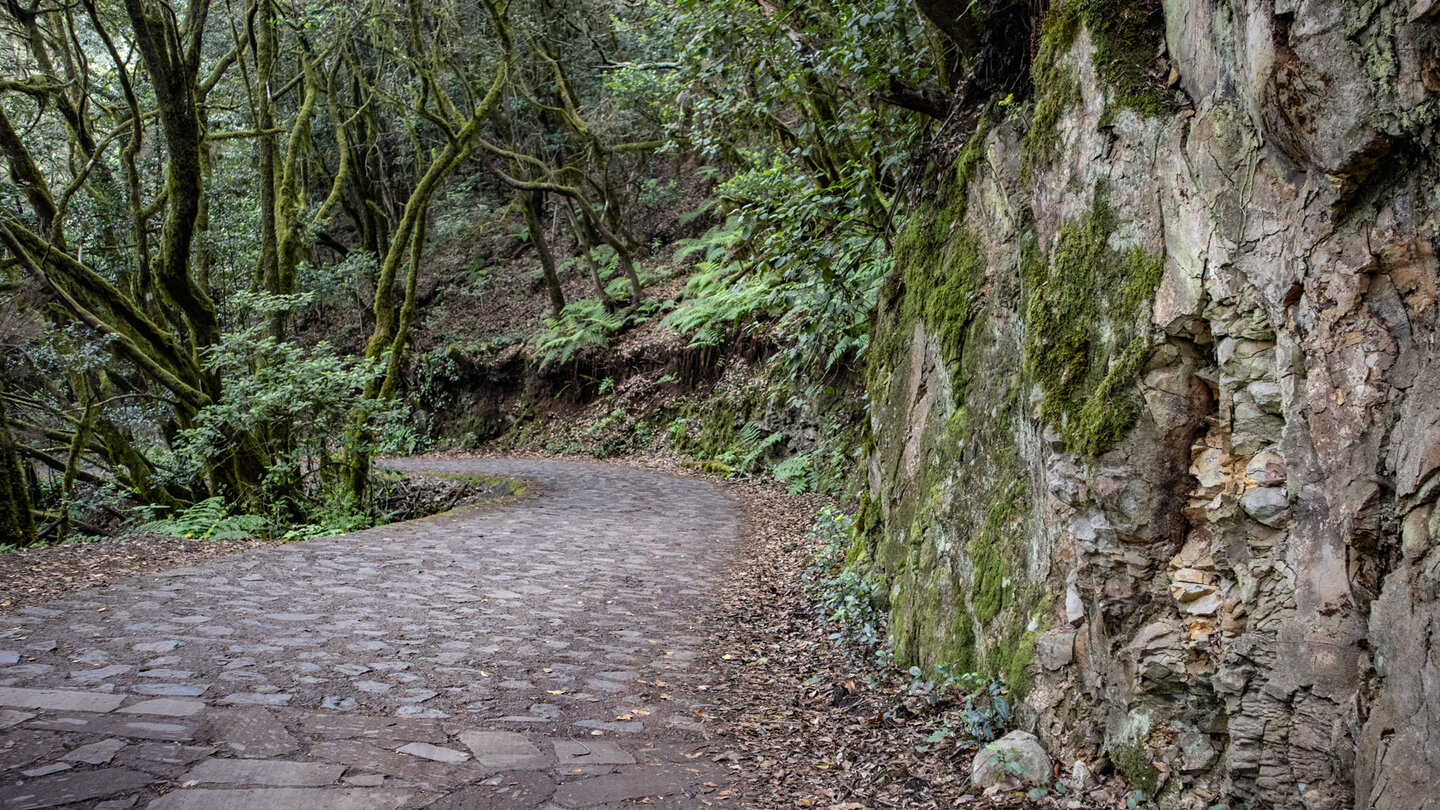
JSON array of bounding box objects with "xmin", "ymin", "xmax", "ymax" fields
[{"xmin": 860, "ymin": 1, "xmax": 1440, "ymax": 807}]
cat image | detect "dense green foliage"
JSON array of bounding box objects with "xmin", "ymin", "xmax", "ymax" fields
[{"xmin": 0, "ymin": 0, "xmax": 956, "ymax": 543}]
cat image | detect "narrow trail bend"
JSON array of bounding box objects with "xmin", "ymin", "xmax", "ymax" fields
[{"xmin": 0, "ymin": 458, "xmax": 746, "ymax": 809}]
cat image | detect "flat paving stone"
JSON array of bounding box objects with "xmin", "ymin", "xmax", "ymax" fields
[
  {"xmin": 427, "ymin": 772, "xmax": 556, "ymax": 809},
  {"xmin": 297, "ymin": 713, "xmax": 445, "ymax": 744},
  {"xmin": 145, "ymin": 788, "xmax": 411, "ymax": 810},
  {"xmin": 137, "ymin": 669, "xmax": 191, "ymax": 680},
  {"xmin": 183, "ymin": 758, "xmax": 343, "ymax": 786},
  {"xmin": 62, "ymin": 738, "xmax": 127, "ymax": 764},
  {"xmin": 115, "ymin": 743, "xmax": 213, "ymax": 774},
  {"xmin": 0, "ymin": 767, "xmax": 153, "ymax": 809},
  {"xmin": 342, "ymin": 774, "xmax": 384, "ymax": 786},
  {"xmin": 0, "ymin": 711, "xmax": 34, "ymax": 730},
  {"xmin": 395, "ymin": 742, "xmax": 469, "ymax": 763},
  {"xmin": 18, "ymin": 764, "xmax": 70, "ymax": 778},
  {"xmin": 552, "ymin": 739, "xmax": 636, "ymax": 767},
  {"xmin": 0, "ymin": 687, "xmax": 124, "ymax": 713},
  {"xmin": 216, "ymin": 693, "xmax": 289, "ymax": 707},
  {"xmin": 458, "ymin": 731, "xmax": 548, "ymax": 769},
  {"xmin": 550, "ymin": 768, "xmax": 694, "ymax": 807},
  {"xmin": 307, "ymin": 741, "xmax": 470, "ymax": 790},
  {"xmin": 573, "ymin": 719, "xmax": 644, "ymax": 733},
  {"xmin": 70, "ymin": 665, "xmax": 132, "ymax": 684},
  {"xmin": 118, "ymin": 699, "xmax": 205, "ymax": 717},
  {"xmin": 26, "ymin": 715, "xmax": 196, "ymax": 742},
  {"xmin": 132, "ymin": 684, "xmax": 206, "ymax": 697},
  {"xmin": 200, "ymin": 709, "xmax": 298, "ymax": 758}
]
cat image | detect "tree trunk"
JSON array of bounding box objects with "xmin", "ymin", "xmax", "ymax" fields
[
  {"xmin": 0, "ymin": 387, "xmax": 35, "ymax": 546},
  {"xmin": 523, "ymin": 190, "xmax": 566, "ymax": 318},
  {"xmin": 561, "ymin": 199, "xmax": 612, "ymax": 304}
]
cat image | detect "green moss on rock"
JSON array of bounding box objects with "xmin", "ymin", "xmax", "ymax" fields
[
  {"xmin": 1023, "ymin": 8, "xmax": 1082, "ymax": 177},
  {"xmin": 871, "ymin": 121, "xmax": 993, "ymax": 393},
  {"xmin": 989, "ymin": 621, "xmax": 1041, "ymax": 700},
  {"xmin": 1078, "ymin": 0, "xmax": 1167, "ymax": 119},
  {"xmin": 1111, "ymin": 742, "xmax": 1162, "ymax": 794},
  {"xmin": 1022, "ymin": 183, "xmax": 1163, "ymax": 456},
  {"xmin": 967, "ymin": 479, "xmax": 1024, "ymax": 624},
  {"xmin": 1023, "ymin": 0, "xmax": 1168, "ymax": 175}
]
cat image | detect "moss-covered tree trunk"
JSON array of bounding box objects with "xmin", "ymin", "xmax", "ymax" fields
[
  {"xmin": 344, "ymin": 49, "xmax": 511, "ymax": 504},
  {"xmin": 0, "ymin": 389, "xmax": 35, "ymax": 545},
  {"xmin": 561, "ymin": 199, "xmax": 612, "ymax": 304}
]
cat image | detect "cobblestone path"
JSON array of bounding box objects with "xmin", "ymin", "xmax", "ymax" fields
[{"xmin": 0, "ymin": 459, "xmax": 744, "ymax": 809}]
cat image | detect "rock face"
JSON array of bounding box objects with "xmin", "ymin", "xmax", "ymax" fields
[{"xmin": 859, "ymin": 1, "xmax": 1440, "ymax": 808}]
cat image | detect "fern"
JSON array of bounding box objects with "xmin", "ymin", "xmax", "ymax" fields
[
  {"xmin": 772, "ymin": 452, "xmax": 817, "ymax": 494},
  {"xmin": 665, "ymin": 221, "xmax": 783, "ymax": 348},
  {"xmin": 534, "ymin": 300, "xmax": 623, "ymax": 370},
  {"xmin": 663, "ymin": 261, "xmax": 775, "ymax": 348},
  {"xmin": 736, "ymin": 422, "xmax": 786, "ymax": 472},
  {"xmin": 137, "ymin": 497, "xmax": 270, "ymax": 540},
  {"xmin": 676, "ymin": 198, "xmax": 717, "ymax": 227}
]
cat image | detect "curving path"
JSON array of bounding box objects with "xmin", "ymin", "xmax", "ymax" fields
[{"xmin": 0, "ymin": 459, "xmax": 744, "ymax": 809}]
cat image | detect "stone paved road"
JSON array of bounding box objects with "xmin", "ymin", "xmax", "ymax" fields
[{"xmin": 0, "ymin": 459, "xmax": 743, "ymax": 809}]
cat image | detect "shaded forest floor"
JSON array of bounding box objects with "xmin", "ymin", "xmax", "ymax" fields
[{"xmin": 700, "ymin": 468, "xmax": 1132, "ymax": 809}]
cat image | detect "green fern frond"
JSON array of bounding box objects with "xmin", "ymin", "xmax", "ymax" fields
[{"xmin": 137, "ymin": 497, "xmax": 269, "ymax": 540}]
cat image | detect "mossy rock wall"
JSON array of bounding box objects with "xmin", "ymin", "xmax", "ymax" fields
[
  {"xmin": 864, "ymin": 117, "xmax": 1164, "ymax": 698},
  {"xmin": 862, "ymin": 2, "xmax": 1440, "ymax": 808}
]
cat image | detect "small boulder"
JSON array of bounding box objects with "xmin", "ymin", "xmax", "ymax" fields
[{"xmin": 971, "ymin": 730, "xmax": 1053, "ymax": 788}]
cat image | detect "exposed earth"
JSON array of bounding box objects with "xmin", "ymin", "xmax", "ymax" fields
[{"xmin": 0, "ymin": 459, "xmax": 749, "ymax": 809}]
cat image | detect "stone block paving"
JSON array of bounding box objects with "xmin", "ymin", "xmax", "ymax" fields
[{"xmin": 0, "ymin": 460, "xmax": 742, "ymax": 808}]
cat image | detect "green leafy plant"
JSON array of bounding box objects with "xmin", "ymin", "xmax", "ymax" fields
[
  {"xmin": 664, "ymin": 220, "xmax": 779, "ymax": 347},
  {"xmin": 951, "ymin": 674, "xmax": 1013, "ymax": 747},
  {"xmin": 729, "ymin": 422, "xmax": 785, "ymax": 472},
  {"xmin": 136, "ymin": 497, "xmax": 269, "ymax": 540},
  {"xmin": 803, "ymin": 509, "xmax": 888, "ymax": 661},
  {"xmin": 157, "ymin": 293, "xmax": 415, "ymax": 527},
  {"xmin": 772, "ymin": 452, "xmax": 817, "ymax": 494},
  {"xmin": 818, "ymin": 570, "xmax": 886, "ymax": 653},
  {"xmin": 534, "ymin": 300, "xmax": 624, "ymax": 370}
]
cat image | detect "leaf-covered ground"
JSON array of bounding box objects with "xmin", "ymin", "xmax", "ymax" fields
[{"xmin": 702, "ymin": 475, "xmax": 1133, "ymax": 809}]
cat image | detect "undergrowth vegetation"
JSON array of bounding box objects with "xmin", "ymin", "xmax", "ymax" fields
[{"xmin": 802, "ymin": 507, "xmax": 1017, "ymax": 753}]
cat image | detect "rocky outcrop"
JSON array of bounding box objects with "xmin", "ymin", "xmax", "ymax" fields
[{"xmin": 860, "ymin": 1, "xmax": 1439, "ymax": 807}]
